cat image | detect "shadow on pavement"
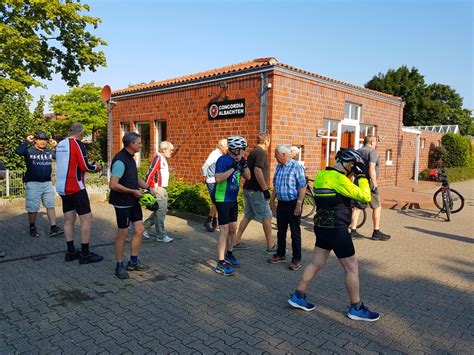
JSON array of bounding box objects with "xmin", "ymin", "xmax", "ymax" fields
[{"xmin": 405, "ymin": 226, "xmax": 474, "ymax": 244}]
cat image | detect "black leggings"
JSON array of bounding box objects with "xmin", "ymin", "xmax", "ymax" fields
[{"xmin": 314, "ymin": 226, "xmax": 355, "ymax": 258}]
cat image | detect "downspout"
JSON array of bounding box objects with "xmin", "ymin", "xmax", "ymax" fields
[
  {"xmin": 259, "ymin": 72, "xmax": 268, "ymax": 133},
  {"xmin": 414, "ymin": 133, "xmax": 420, "ymax": 183}
]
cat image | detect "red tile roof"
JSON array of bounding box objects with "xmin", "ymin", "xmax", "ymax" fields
[{"xmin": 112, "ymin": 57, "xmax": 401, "ymax": 101}]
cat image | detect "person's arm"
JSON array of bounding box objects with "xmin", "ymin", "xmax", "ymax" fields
[
  {"xmin": 254, "ymin": 167, "xmax": 269, "ymax": 190},
  {"xmin": 109, "ymin": 176, "xmax": 142, "ymax": 199},
  {"xmin": 16, "ymin": 138, "xmax": 32, "ymax": 156},
  {"xmin": 215, "ymin": 168, "xmax": 235, "ymax": 183},
  {"xmin": 145, "ymin": 154, "xmax": 160, "ymax": 188},
  {"xmin": 241, "ymin": 165, "xmax": 251, "ymax": 180},
  {"xmin": 294, "ymin": 185, "xmax": 307, "ymax": 216},
  {"xmin": 369, "ymin": 162, "xmax": 377, "ymax": 188},
  {"xmin": 334, "ymin": 176, "xmax": 372, "ymax": 203},
  {"xmin": 138, "ymin": 178, "xmax": 148, "ymax": 190},
  {"xmin": 75, "ymin": 140, "xmax": 98, "ymax": 172}
]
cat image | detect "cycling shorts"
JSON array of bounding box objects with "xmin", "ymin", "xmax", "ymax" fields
[
  {"xmin": 215, "ymin": 201, "xmax": 238, "ymax": 226},
  {"xmin": 314, "ymin": 226, "xmax": 355, "ymax": 259}
]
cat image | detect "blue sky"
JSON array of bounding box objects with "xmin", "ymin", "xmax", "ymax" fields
[{"xmin": 30, "ymin": 0, "xmax": 473, "ymax": 111}]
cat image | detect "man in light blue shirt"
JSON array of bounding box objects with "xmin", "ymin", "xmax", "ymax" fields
[{"xmin": 269, "ymin": 144, "xmax": 307, "ymax": 270}]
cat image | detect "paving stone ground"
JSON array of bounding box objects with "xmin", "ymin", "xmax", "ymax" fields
[{"xmin": 0, "ymin": 180, "xmax": 473, "ymax": 354}]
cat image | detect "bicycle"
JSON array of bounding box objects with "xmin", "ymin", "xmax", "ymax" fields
[
  {"xmin": 301, "ymin": 176, "xmax": 366, "ymax": 229},
  {"xmin": 432, "ymin": 169, "xmax": 464, "ymax": 221}
]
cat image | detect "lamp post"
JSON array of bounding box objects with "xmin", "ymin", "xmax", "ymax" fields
[{"xmin": 101, "ymin": 85, "xmax": 116, "ymax": 180}]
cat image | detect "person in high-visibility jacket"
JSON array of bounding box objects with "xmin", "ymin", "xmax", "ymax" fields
[{"xmin": 287, "ymin": 148, "xmax": 381, "ymax": 322}]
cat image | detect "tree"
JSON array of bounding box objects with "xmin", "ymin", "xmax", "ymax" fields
[
  {"xmin": 0, "ymin": 89, "xmax": 36, "ymax": 169},
  {"xmin": 49, "ymin": 83, "xmax": 107, "ymax": 160},
  {"xmin": 365, "ymin": 66, "xmax": 473, "ymax": 135},
  {"xmin": 0, "ymin": 0, "xmax": 107, "ymax": 93}
]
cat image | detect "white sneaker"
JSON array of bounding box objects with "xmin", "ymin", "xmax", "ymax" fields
[
  {"xmin": 143, "ymin": 230, "xmax": 151, "ymax": 239},
  {"xmin": 157, "ymin": 235, "xmax": 173, "ymax": 243}
]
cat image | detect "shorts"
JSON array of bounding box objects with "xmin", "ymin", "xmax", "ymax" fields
[
  {"xmin": 60, "ymin": 189, "xmax": 91, "ymax": 215},
  {"xmin": 243, "ymin": 189, "xmax": 272, "ymax": 222},
  {"xmin": 114, "ymin": 203, "xmax": 143, "ymax": 229},
  {"xmin": 314, "ymin": 226, "xmax": 355, "ymax": 259},
  {"xmin": 369, "ymin": 190, "xmax": 381, "ymax": 209},
  {"xmin": 215, "ymin": 201, "xmax": 238, "ymax": 226},
  {"xmin": 206, "ymin": 182, "xmax": 216, "ymax": 204},
  {"xmin": 25, "ymin": 181, "xmax": 56, "ymax": 212}
]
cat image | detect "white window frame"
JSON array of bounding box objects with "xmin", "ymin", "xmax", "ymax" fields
[
  {"xmin": 386, "ymin": 149, "xmax": 393, "ymax": 166},
  {"xmin": 321, "ymin": 119, "xmax": 338, "ymax": 167},
  {"xmin": 344, "ymin": 102, "xmax": 362, "ymax": 121},
  {"xmin": 154, "ymin": 120, "xmax": 165, "ymax": 153}
]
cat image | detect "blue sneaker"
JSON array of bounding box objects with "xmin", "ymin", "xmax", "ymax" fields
[
  {"xmin": 224, "ymin": 254, "xmax": 241, "ymax": 268},
  {"xmin": 287, "ymin": 292, "xmax": 315, "ymax": 312},
  {"xmin": 347, "ymin": 303, "xmax": 380, "ymax": 321},
  {"xmin": 215, "ymin": 262, "xmax": 234, "ymax": 276}
]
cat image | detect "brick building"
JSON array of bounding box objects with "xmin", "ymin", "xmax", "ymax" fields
[{"xmin": 110, "ymin": 57, "xmax": 441, "ymax": 186}]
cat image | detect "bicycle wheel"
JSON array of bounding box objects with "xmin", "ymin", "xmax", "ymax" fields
[
  {"xmin": 443, "ymin": 192, "xmax": 451, "ymax": 221},
  {"xmin": 301, "ymin": 192, "xmax": 316, "ymax": 219},
  {"xmin": 448, "ymin": 189, "xmax": 465, "ymax": 214},
  {"xmin": 433, "ymin": 189, "xmax": 445, "ymax": 211},
  {"xmin": 356, "ymin": 208, "xmax": 367, "ymax": 229}
]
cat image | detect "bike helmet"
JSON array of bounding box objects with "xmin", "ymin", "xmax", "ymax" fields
[
  {"xmin": 227, "ymin": 136, "xmax": 247, "ymax": 150},
  {"xmin": 335, "ymin": 148, "xmax": 363, "ymax": 164},
  {"xmin": 139, "ymin": 192, "xmax": 158, "ymax": 207},
  {"xmin": 34, "ymin": 130, "xmax": 50, "ymax": 140}
]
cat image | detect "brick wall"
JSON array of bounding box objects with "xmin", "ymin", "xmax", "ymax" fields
[
  {"xmin": 111, "ymin": 75, "xmax": 264, "ymax": 183},
  {"xmin": 397, "ymin": 130, "xmax": 443, "ymax": 181},
  {"xmin": 269, "ymin": 71, "xmax": 403, "ymax": 186},
  {"xmin": 112, "ymin": 69, "xmax": 406, "ymax": 187}
]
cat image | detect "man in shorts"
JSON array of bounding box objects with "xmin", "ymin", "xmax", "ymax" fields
[
  {"xmin": 288, "ymin": 149, "xmax": 380, "ymax": 322},
  {"xmin": 55, "ymin": 122, "xmax": 103, "ymax": 264},
  {"xmin": 202, "ymin": 139, "xmax": 228, "ymax": 232},
  {"xmin": 16, "ymin": 131, "xmax": 63, "ymax": 237},
  {"xmin": 214, "ymin": 136, "xmax": 250, "ymax": 276},
  {"xmin": 109, "ymin": 132, "xmax": 150, "ymax": 279},
  {"xmin": 350, "ymin": 136, "xmax": 391, "ymax": 241},
  {"xmin": 234, "ymin": 132, "xmax": 274, "ymax": 252}
]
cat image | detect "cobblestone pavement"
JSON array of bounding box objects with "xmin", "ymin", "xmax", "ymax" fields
[{"xmin": 0, "ymin": 181, "xmax": 473, "ymax": 354}]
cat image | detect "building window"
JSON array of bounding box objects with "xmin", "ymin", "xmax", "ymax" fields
[
  {"xmin": 386, "ymin": 149, "xmax": 393, "ymax": 166},
  {"xmin": 154, "ymin": 120, "xmax": 167, "ymax": 153},
  {"xmin": 135, "ymin": 121, "xmax": 151, "ymax": 164},
  {"xmin": 359, "ymin": 124, "xmax": 376, "ymax": 146},
  {"xmin": 420, "ymin": 138, "xmax": 426, "ymax": 149},
  {"xmin": 344, "ymin": 102, "xmax": 362, "ymax": 121},
  {"xmin": 321, "ymin": 119, "xmax": 338, "ymax": 169},
  {"xmin": 120, "ymin": 122, "xmax": 130, "ymax": 148}
]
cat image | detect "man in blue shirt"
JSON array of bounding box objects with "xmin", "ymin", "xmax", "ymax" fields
[{"xmin": 269, "ymin": 144, "xmax": 307, "ymax": 270}]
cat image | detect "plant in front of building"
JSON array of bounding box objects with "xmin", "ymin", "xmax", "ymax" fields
[{"xmin": 440, "ymin": 133, "xmax": 471, "ymax": 168}]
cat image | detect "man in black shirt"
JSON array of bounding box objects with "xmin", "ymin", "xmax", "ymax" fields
[
  {"xmin": 234, "ymin": 132, "xmax": 275, "ymax": 252},
  {"xmin": 16, "ymin": 131, "xmax": 63, "ymax": 238},
  {"xmin": 109, "ymin": 132, "xmax": 150, "ymax": 279}
]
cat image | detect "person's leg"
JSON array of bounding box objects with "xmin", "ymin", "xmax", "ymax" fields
[
  {"xmin": 217, "ymin": 224, "xmax": 229, "ymax": 261},
  {"xmin": 63, "ymin": 210, "xmax": 77, "ymax": 242},
  {"xmin": 25, "ymin": 182, "xmax": 41, "ymax": 236},
  {"xmin": 234, "ymin": 215, "xmax": 251, "ymax": 245},
  {"xmin": 288, "ymin": 203, "xmax": 302, "ymax": 262},
  {"xmin": 155, "ymin": 187, "xmax": 168, "ymax": 238},
  {"xmin": 275, "ymin": 201, "xmax": 289, "ymax": 257},
  {"xmin": 227, "ymin": 222, "xmax": 237, "ymax": 252},
  {"xmin": 350, "ymin": 208, "xmax": 360, "ymax": 230},
  {"xmin": 338, "ymin": 256, "xmax": 360, "ymax": 304},
  {"xmin": 372, "ymin": 206, "xmax": 381, "ymax": 230},
  {"xmin": 46, "ymin": 208, "xmax": 56, "ymax": 226},
  {"xmin": 78, "ymin": 212, "xmax": 92, "ymax": 245},
  {"xmin": 28, "ymin": 212, "xmax": 37, "ymax": 225},
  {"xmin": 262, "ymin": 216, "xmax": 274, "ymax": 249},
  {"xmin": 296, "ymin": 247, "xmax": 331, "ymax": 292},
  {"xmin": 115, "ymin": 227, "xmax": 128, "ymax": 263},
  {"xmin": 130, "ymin": 220, "xmax": 145, "ymax": 257}
]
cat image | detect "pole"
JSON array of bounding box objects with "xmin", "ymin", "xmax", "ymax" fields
[{"xmin": 108, "ymin": 101, "xmax": 113, "ymax": 181}]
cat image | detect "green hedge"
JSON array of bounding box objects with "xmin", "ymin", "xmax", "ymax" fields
[
  {"xmin": 419, "ymin": 166, "xmax": 474, "ymax": 183},
  {"xmin": 440, "ymin": 133, "xmax": 471, "ymax": 167},
  {"xmin": 167, "ymin": 178, "xmax": 245, "ymax": 216}
]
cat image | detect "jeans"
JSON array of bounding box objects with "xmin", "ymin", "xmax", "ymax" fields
[
  {"xmin": 276, "ymin": 199, "xmax": 302, "ymax": 262},
  {"xmin": 144, "ymin": 187, "xmax": 168, "ymax": 237}
]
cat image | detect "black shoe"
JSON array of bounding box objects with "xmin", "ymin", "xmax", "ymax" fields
[
  {"xmin": 49, "ymin": 226, "xmax": 64, "ymax": 237},
  {"xmin": 351, "ymin": 231, "xmax": 366, "ymax": 239},
  {"xmin": 30, "ymin": 227, "xmax": 40, "ymax": 238},
  {"xmin": 65, "ymin": 250, "xmax": 80, "ymax": 262},
  {"xmin": 372, "ymin": 230, "xmax": 391, "ymax": 241},
  {"xmin": 203, "ymin": 220, "xmax": 214, "ymax": 232},
  {"xmin": 79, "ymin": 252, "xmax": 104, "ymax": 264},
  {"xmin": 126, "ymin": 259, "xmax": 150, "ymax": 271},
  {"xmin": 115, "ymin": 267, "xmax": 129, "ymax": 279},
  {"xmin": 211, "ymin": 218, "xmax": 218, "ymax": 230}
]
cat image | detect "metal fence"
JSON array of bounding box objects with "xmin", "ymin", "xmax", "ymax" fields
[{"xmin": 0, "ymin": 165, "xmax": 109, "ymax": 198}]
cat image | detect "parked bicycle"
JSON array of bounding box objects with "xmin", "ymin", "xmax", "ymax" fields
[
  {"xmin": 301, "ymin": 176, "xmax": 366, "ymax": 229},
  {"xmin": 431, "ymin": 169, "xmax": 465, "ymax": 221}
]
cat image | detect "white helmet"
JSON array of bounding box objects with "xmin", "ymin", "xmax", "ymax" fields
[{"xmin": 227, "ymin": 136, "xmax": 247, "ymax": 150}]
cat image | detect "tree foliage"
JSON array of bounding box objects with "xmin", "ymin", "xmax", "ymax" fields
[
  {"xmin": 365, "ymin": 66, "xmax": 473, "ymax": 135},
  {"xmin": 440, "ymin": 133, "xmax": 471, "ymax": 168},
  {"xmin": 0, "ymin": 89, "xmax": 37, "ymax": 169},
  {"xmin": 49, "ymin": 83, "xmax": 107, "ymax": 138},
  {"xmin": 0, "ymin": 0, "xmax": 107, "ymax": 92}
]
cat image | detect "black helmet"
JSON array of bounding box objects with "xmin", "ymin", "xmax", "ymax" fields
[
  {"xmin": 335, "ymin": 148, "xmax": 363, "ymax": 164},
  {"xmin": 34, "ymin": 130, "xmax": 50, "ymax": 140}
]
